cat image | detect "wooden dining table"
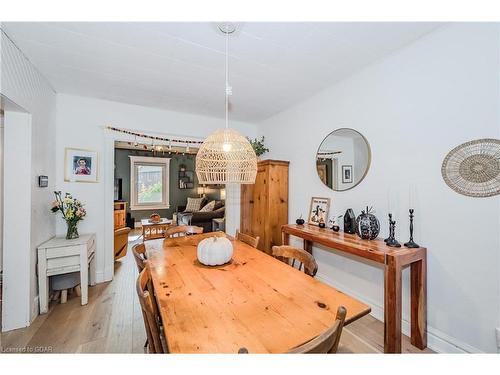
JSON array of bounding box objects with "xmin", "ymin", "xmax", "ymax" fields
[{"xmin": 145, "ymin": 233, "xmax": 371, "ymax": 353}]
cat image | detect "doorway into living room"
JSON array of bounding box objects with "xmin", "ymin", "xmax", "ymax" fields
[{"xmin": 112, "ymin": 139, "xmax": 226, "ymax": 260}]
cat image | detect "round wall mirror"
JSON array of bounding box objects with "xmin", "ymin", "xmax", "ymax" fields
[{"xmin": 316, "ymin": 128, "xmax": 371, "ymax": 191}]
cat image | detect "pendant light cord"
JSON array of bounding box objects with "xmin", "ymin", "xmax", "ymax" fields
[{"xmin": 225, "ymin": 30, "xmax": 229, "ymax": 130}]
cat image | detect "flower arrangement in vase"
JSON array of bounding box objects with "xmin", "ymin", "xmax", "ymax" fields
[{"xmin": 51, "ymin": 191, "xmax": 87, "ymax": 239}]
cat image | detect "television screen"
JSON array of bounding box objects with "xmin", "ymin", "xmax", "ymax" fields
[{"xmin": 114, "ymin": 178, "xmax": 122, "ymax": 201}]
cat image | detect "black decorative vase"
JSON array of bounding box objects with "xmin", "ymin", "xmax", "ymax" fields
[
  {"xmin": 343, "ymin": 209, "xmax": 356, "ymax": 234},
  {"xmin": 296, "ymin": 218, "xmax": 305, "ymax": 225},
  {"xmin": 355, "ymin": 206, "xmax": 380, "ymax": 240},
  {"xmin": 318, "ymin": 221, "xmax": 326, "ymax": 228}
]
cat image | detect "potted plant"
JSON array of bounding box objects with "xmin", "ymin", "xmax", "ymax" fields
[
  {"xmin": 247, "ymin": 136, "xmax": 269, "ymax": 159},
  {"xmin": 51, "ymin": 191, "xmax": 87, "ymax": 239}
]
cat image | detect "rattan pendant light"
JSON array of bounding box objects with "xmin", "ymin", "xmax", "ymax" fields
[{"xmin": 196, "ymin": 24, "xmax": 257, "ymax": 185}]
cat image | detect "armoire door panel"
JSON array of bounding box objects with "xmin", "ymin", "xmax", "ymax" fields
[{"xmin": 241, "ymin": 160, "xmax": 289, "ymax": 254}]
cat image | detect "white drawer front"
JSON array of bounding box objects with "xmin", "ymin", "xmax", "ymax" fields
[
  {"xmin": 47, "ymin": 254, "xmax": 80, "ymax": 271},
  {"xmin": 46, "ymin": 245, "xmax": 79, "ymax": 259}
]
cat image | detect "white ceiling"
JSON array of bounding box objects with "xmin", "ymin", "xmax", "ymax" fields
[{"xmin": 2, "ymin": 22, "xmax": 441, "ymax": 122}]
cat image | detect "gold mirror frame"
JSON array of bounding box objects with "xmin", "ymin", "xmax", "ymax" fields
[{"xmin": 315, "ymin": 128, "xmax": 372, "ymax": 192}]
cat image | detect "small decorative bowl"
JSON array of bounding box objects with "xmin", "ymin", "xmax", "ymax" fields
[
  {"xmin": 318, "ymin": 222, "xmax": 326, "ymax": 229},
  {"xmin": 296, "ymin": 218, "xmax": 305, "ymax": 225},
  {"xmin": 149, "ymin": 213, "xmax": 161, "ymax": 223}
]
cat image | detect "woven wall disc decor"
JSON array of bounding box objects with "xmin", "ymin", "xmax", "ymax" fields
[{"xmin": 441, "ymin": 138, "xmax": 500, "ymax": 197}]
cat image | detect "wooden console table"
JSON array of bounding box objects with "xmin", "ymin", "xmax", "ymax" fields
[{"xmin": 282, "ymin": 224, "xmax": 427, "ymax": 353}]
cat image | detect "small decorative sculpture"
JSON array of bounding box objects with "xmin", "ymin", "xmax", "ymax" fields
[
  {"xmin": 328, "ymin": 215, "xmax": 342, "ymax": 232},
  {"xmin": 355, "ymin": 206, "xmax": 380, "ymax": 240},
  {"xmin": 404, "ymin": 209, "xmax": 420, "ymax": 248},
  {"xmin": 386, "ymin": 217, "xmax": 401, "ymax": 248},
  {"xmin": 318, "ymin": 218, "xmax": 326, "ymax": 228},
  {"xmin": 197, "ymin": 236, "xmax": 233, "ymax": 266},
  {"xmin": 296, "ymin": 214, "xmax": 305, "ymax": 225},
  {"xmin": 384, "ymin": 213, "xmax": 392, "ymax": 243},
  {"xmin": 343, "ymin": 209, "xmax": 356, "ymax": 234}
]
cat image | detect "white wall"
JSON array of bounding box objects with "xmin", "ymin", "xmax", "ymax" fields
[
  {"xmin": 258, "ymin": 23, "xmax": 500, "ymax": 353},
  {"xmin": 55, "ymin": 93, "xmax": 259, "ymax": 282},
  {"xmin": 2, "ymin": 111, "xmax": 32, "ymax": 330},
  {"xmin": 1, "ymin": 28, "xmax": 57, "ymax": 329},
  {"xmin": 0, "ymin": 111, "xmax": 3, "ymax": 273}
]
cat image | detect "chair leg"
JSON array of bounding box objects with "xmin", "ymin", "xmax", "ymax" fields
[
  {"xmin": 52, "ymin": 290, "xmax": 61, "ymax": 301},
  {"xmin": 60, "ymin": 289, "xmax": 68, "ymax": 304}
]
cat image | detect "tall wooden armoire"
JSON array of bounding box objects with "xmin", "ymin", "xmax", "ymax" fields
[{"xmin": 240, "ymin": 160, "xmax": 289, "ymax": 254}]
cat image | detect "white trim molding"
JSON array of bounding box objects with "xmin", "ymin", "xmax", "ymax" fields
[{"xmin": 2, "ymin": 111, "xmax": 32, "ymax": 331}]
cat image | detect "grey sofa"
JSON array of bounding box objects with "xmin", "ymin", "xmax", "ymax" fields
[{"xmin": 177, "ymin": 200, "xmax": 225, "ymax": 233}]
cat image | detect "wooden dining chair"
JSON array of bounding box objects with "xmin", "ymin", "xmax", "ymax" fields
[
  {"xmin": 235, "ymin": 230, "xmax": 260, "ymax": 249},
  {"xmin": 132, "ymin": 243, "xmax": 147, "ymax": 273},
  {"xmin": 165, "ymin": 225, "xmax": 203, "ymax": 238},
  {"xmin": 271, "ymin": 245, "xmax": 318, "ymax": 277},
  {"xmin": 287, "ymin": 306, "xmax": 347, "ymax": 353},
  {"xmin": 136, "ymin": 267, "xmax": 168, "ymax": 353}
]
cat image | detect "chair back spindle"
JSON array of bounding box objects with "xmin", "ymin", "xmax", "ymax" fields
[
  {"xmin": 287, "ymin": 306, "xmax": 347, "ymax": 353},
  {"xmin": 235, "ymin": 230, "xmax": 260, "ymax": 249},
  {"xmin": 132, "ymin": 243, "xmax": 147, "ymax": 272},
  {"xmin": 271, "ymin": 245, "xmax": 318, "ymax": 277}
]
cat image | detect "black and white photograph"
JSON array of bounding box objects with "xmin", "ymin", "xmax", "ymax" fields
[{"xmin": 342, "ymin": 165, "xmax": 353, "ymax": 184}]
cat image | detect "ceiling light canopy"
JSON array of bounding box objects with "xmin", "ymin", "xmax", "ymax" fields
[{"xmin": 196, "ymin": 23, "xmax": 257, "ymax": 185}]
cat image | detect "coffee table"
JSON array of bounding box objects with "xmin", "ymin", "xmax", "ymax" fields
[{"xmin": 141, "ymin": 218, "xmax": 174, "ymax": 241}]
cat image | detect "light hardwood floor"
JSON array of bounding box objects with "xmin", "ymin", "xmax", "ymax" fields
[{"xmin": 1, "ymin": 232, "xmax": 432, "ymax": 354}]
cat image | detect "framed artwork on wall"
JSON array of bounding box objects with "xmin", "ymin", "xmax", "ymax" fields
[
  {"xmin": 342, "ymin": 165, "xmax": 353, "ymax": 184},
  {"xmin": 308, "ymin": 197, "xmax": 330, "ymax": 226},
  {"xmin": 316, "ymin": 164, "xmax": 328, "ymax": 186},
  {"xmin": 64, "ymin": 148, "xmax": 98, "ymax": 183}
]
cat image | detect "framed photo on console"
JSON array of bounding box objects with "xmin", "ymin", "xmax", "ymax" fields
[
  {"xmin": 308, "ymin": 197, "xmax": 330, "ymax": 226},
  {"xmin": 64, "ymin": 148, "xmax": 99, "ymax": 183}
]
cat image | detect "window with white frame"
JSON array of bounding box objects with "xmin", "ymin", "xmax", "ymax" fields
[{"xmin": 129, "ymin": 156, "xmax": 170, "ymax": 210}]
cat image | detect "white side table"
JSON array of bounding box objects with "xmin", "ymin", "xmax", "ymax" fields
[{"xmin": 37, "ymin": 233, "xmax": 96, "ymax": 314}]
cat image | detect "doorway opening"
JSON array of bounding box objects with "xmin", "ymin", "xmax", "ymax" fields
[{"xmin": 0, "ymin": 94, "xmax": 32, "ymax": 332}]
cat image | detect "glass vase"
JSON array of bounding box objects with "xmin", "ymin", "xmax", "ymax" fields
[{"xmin": 66, "ymin": 220, "xmax": 79, "ymax": 240}]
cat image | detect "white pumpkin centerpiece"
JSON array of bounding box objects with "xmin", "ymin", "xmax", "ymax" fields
[{"xmin": 197, "ymin": 236, "xmax": 233, "ymax": 266}]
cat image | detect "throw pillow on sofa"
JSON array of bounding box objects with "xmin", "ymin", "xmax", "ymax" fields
[
  {"xmin": 199, "ymin": 200, "xmax": 216, "ymax": 212},
  {"xmin": 184, "ymin": 197, "xmax": 205, "ymax": 212}
]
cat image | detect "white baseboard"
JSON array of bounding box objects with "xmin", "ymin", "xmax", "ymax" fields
[
  {"xmin": 315, "ymin": 272, "xmax": 483, "ymax": 353},
  {"xmin": 24, "ymin": 269, "xmax": 111, "ymax": 332},
  {"xmin": 95, "ymin": 269, "xmax": 112, "ymax": 284}
]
